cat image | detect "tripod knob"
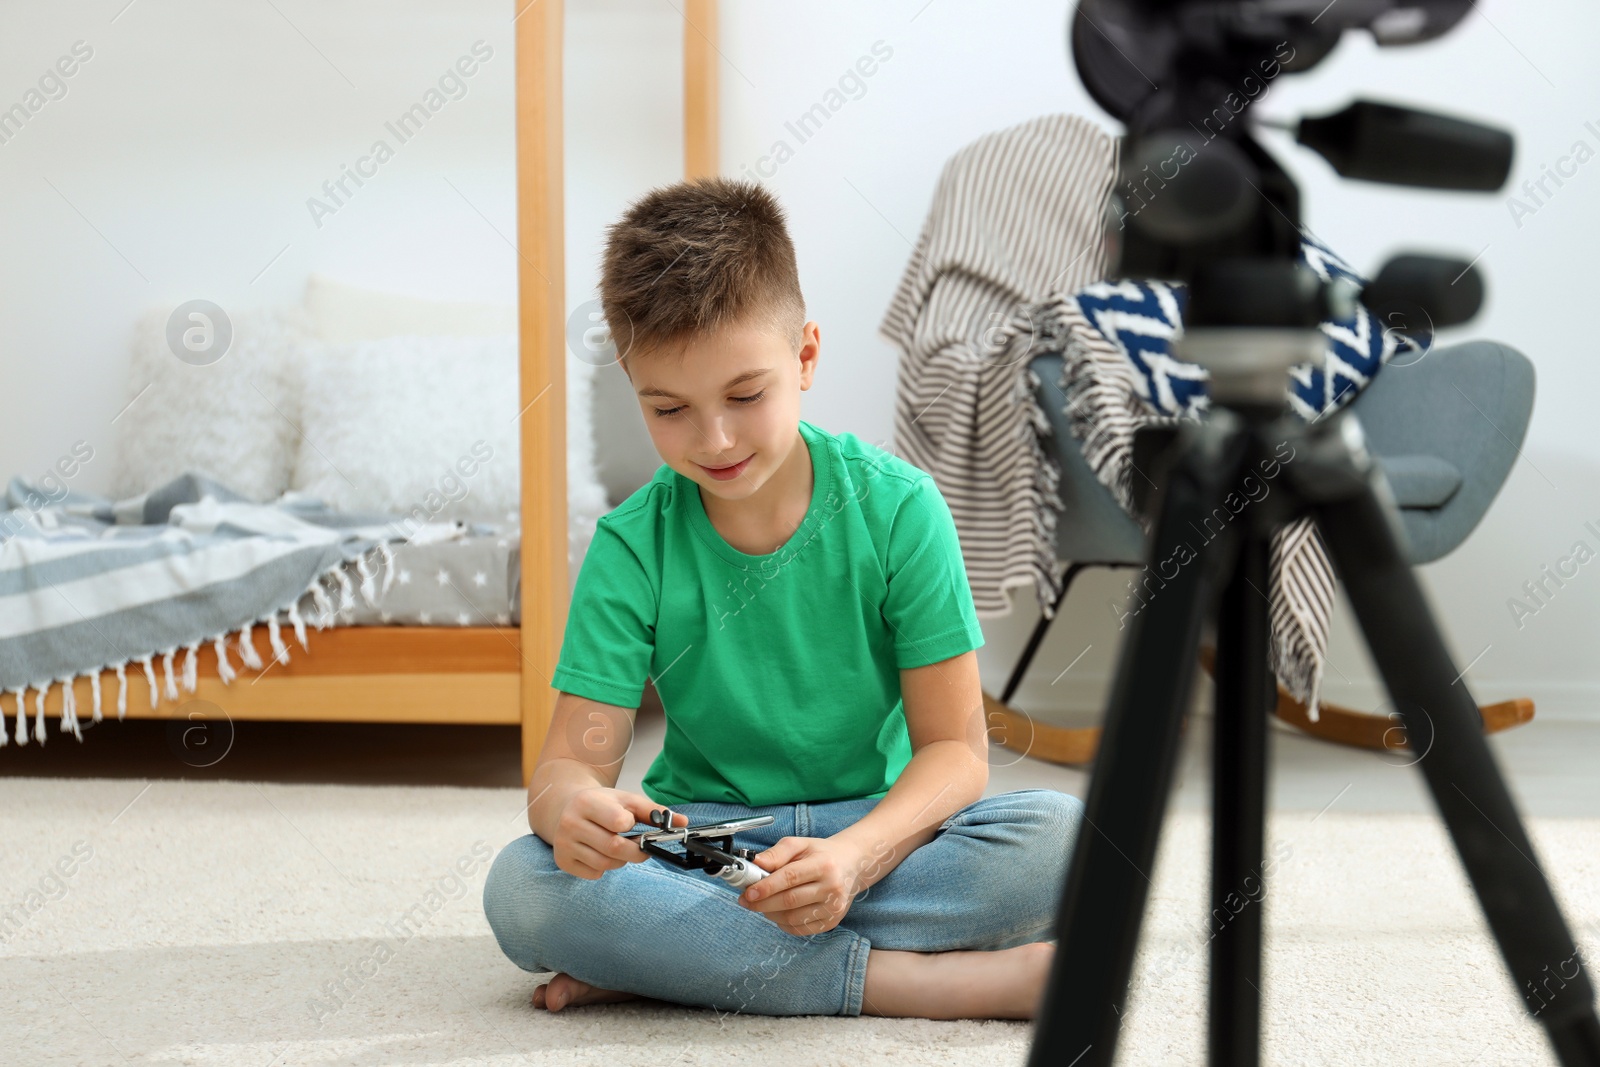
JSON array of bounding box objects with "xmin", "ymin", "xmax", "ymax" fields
[
  {"xmin": 1362, "ymin": 253, "xmax": 1483, "ymax": 335},
  {"xmin": 1294, "ymin": 100, "xmax": 1513, "ymax": 191}
]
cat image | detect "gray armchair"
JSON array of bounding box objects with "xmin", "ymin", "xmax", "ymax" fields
[{"xmin": 989, "ymin": 339, "xmax": 1537, "ymax": 759}]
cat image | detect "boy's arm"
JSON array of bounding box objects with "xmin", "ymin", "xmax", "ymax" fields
[
  {"xmin": 525, "ymin": 690, "xmax": 637, "ymax": 845},
  {"xmin": 737, "ymin": 651, "xmax": 985, "ymax": 933},
  {"xmin": 831, "ymin": 649, "xmax": 988, "ymax": 891},
  {"xmin": 524, "ymin": 688, "xmax": 694, "ymax": 883}
]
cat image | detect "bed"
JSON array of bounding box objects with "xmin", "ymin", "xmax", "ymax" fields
[{"xmin": 25, "ymin": 0, "xmax": 722, "ymax": 786}]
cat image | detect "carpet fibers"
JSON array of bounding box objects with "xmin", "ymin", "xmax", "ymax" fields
[{"xmin": 2, "ymin": 778, "xmax": 1596, "ymax": 1066}]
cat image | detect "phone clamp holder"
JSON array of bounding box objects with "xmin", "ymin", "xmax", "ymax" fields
[{"xmin": 623, "ymin": 808, "xmax": 775, "ymax": 889}]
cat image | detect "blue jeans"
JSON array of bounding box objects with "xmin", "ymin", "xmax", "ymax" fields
[{"xmin": 481, "ymin": 787, "xmax": 1083, "ymax": 1017}]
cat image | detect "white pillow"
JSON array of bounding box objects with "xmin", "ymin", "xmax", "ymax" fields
[
  {"xmin": 304, "ymin": 274, "xmax": 518, "ymax": 342},
  {"xmin": 291, "ymin": 334, "xmax": 524, "ymax": 524},
  {"xmin": 291, "ymin": 275, "xmax": 608, "ymax": 556},
  {"xmin": 113, "ymin": 305, "xmax": 308, "ymax": 502},
  {"xmin": 292, "ymin": 276, "xmax": 611, "ymax": 574}
]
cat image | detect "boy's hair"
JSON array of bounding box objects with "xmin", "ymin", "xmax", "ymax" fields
[{"xmin": 599, "ymin": 177, "xmax": 806, "ymax": 364}]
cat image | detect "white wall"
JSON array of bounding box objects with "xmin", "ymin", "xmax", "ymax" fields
[
  {"xmin": 0, "ymin": 0, "xmax": 520, "ymax": 487},
  {"xmin": 3, "ymin": 0, "xmax": 1597, "ymax": 722}
]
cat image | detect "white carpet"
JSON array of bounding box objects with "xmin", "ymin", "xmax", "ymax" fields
[{"xmin": 1, "ymin": 777, "xmax": 1596, "ymax": 1066}]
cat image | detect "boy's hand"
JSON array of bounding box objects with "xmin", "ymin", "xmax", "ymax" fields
[
  {"xmin": 737, "ymin": 836, "xmax": 870, "ymax": 936},
  {"xmin": 551, "ymin": 788, "xmax": 686, "ymax": 881}
]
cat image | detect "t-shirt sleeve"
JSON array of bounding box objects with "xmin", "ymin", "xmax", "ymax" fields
[
  {"xmin": 549, "ymin": 521, "xmax": 657, "ymax": 707},
  {"xmin": 882, "ymin": 475, "xmax": 986, "ymax": 669}
]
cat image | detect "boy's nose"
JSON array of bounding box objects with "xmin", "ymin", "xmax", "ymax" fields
[{"xmin": 699, "ymin": 418, "xmax": 736, "ymax": 455}]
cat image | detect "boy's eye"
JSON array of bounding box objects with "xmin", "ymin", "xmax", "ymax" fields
[{"xmin": 651, "ymin": 389, "xmax": 765, "ymax": 419}]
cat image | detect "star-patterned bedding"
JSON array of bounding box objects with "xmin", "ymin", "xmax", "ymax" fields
[{"xmin": 333, "ymin": 529, "xmax": 520, "ymax": 628}]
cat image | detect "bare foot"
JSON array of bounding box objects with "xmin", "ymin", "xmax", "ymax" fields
[
  {"xmin": 532, "ymin": 971, "xmax": 643, "ymax": 1012},
  {"xmin": 862, "ymin": 941, "xmax": 1056, "ymax": 1020}
]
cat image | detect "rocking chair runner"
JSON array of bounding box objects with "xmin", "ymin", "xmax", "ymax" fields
[{"xmin": 983, "ymin": 338, "xmax": 1538, "ymax": 765}]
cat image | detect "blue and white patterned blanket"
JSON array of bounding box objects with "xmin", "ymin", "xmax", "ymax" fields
[
  {"xmin": 1070, "ymin": 234, "xmax": 1426, "ymax": 422},
  {"xmin": 0, "ymin": 473, "xmax": 460, "ymax": 745},
  {"xmin": 1050, "ymin": 233, "xmax": 1424, "ymax": 719}
]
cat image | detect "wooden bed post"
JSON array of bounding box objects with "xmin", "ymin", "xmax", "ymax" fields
[
  {"xmin": 684, "ymin": 0, "xmax": 719, "ymax": 179},
  {"xmin": 515, "ymin": 0, "xmax": 565, "ymax": 787}
]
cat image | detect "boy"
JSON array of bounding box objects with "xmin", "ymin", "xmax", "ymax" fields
[{"xmin": 482, "ymin": 177, "xmax": 1083, "ymax": 1020}]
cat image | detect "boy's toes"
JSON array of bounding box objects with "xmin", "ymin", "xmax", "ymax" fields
[
  {"xmin": 532, "ymin": 975, "xmax": 577, "ymax": 1009},
  {"xmin": 533, "ymin": 972, "xmax": 642, "ymax": 1011},
  {"xmin": 533, "ymin": 972, "xmax": 595, "ymax": 1011}
]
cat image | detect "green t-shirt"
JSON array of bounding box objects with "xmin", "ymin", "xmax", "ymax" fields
[{"xmin": 549, "ymin": 418, "xmax": 985, "ymax": 807}]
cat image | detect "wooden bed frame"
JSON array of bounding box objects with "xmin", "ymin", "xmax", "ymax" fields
[{"xmin": 42, "ymin": 0, "xmax": 722, "ymax": 787}]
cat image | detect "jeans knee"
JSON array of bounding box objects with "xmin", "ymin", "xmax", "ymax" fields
[
  {"xmin": 1038, "ymin": 789, "xmax": 1085, "ymax": 847},
  {"xmin": 482, "ymin": 834, "xmax": 562, "ymax": 972},
  {"xmin": 1014, "ymin": 791, "xmax": 1082, "ymax": 939},
  {"xmin": 996, "ymin": 788, "xmax": 1083, "ymax": 847}
]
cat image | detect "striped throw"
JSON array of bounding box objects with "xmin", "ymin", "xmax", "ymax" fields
[{"xmin": 880, "ymin": 113, "xmax": 1416, "ymax": 721}]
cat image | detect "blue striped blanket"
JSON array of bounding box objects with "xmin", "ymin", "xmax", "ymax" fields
[
  {"xmin": 1070, "ymin": 234, "xmax": 1426, "ymax": 422},
  {"xmin": 0, "ymin": 473, "xmax": 425, "ymax": 745}
]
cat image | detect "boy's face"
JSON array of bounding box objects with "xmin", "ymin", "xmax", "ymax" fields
[{"xmin": 625, "ymin": 315, "xmax": 820, "ymax": 505}]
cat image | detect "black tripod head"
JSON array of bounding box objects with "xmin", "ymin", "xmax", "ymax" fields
[{"xmin": 1070, "ymin": 0, "xmax": 1511, "ymax": 358}]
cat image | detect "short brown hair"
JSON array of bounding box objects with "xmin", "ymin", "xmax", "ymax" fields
[{"xmin": 599, "ymin": 177, "xmax": 805, "ymax": 363}]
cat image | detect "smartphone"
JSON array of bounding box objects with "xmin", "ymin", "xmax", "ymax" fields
[{"xmin": 619, "ymin": 814, "xmax": 775, "ymax": 841}]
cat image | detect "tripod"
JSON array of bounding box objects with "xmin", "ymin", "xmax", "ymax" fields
[{"xmin": 1027, "ymin": 315, "xmax": 1600, "ymax": 1065}]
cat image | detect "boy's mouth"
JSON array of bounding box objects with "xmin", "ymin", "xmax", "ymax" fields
[{"xmin": 698, "ymin": 455, "xmax": 753, "ymax": 481}]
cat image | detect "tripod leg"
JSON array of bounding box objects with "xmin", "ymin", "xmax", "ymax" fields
[
  {"xmin": 1210, "ymin": 524, "xmax": 1274, "ymax": 1067},
  {"xmin": 1029, "ymin": 420, "xmax": 1247, "ymax": 1067},
  {"xmin": 1305, "ymin": 428, "xmax": 1600, "ymax": 1065}
]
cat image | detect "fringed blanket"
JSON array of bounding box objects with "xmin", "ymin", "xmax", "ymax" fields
[
  {"xmin": 881, "ymin": 113, "xmax": 1420, "ymax": 720},
  {"xmin": 0, "ymin": 472, "xmax": 446, "ymax": 745}
]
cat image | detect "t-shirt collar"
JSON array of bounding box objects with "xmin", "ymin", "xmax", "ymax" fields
[{"xmin": 683, "ymin": 419, "xmax": 832, "ymax": 567}]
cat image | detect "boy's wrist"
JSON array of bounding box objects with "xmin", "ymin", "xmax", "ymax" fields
[
  {"xmin": 830, "ymin": 825, "xmax": 899, "ymax": 893},
  {"xmin": 527, "ymin": 760, "xmax": 607, "ymax": 843}
]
